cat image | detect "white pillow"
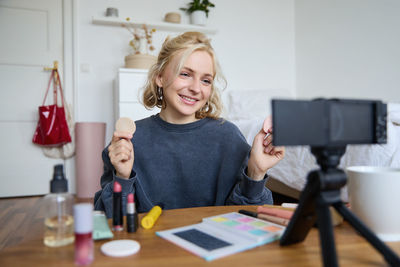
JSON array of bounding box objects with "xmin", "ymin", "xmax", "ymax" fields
[
  {"xmin": 388, "ymin": 102, "xmax": 400, "ymax": 125},
  {"xmin": 226, "ymin": 89, "xmax": 292, "ymax": 120}
]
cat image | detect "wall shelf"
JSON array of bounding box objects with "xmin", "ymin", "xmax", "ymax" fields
[{"xmin": 92, "ymin": 16, "xmax": 217, "ymax": 35}]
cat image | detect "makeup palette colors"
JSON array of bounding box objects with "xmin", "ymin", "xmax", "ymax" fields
[
  {"xmin": 156, "ymin": 212, "xmax": 285, "ymax": 261},
  {"xmin": 203, "ymin": 212, "xmax": 284, "ymax": 243}
]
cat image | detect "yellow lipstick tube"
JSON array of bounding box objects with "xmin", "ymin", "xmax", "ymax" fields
[{"xmin": 141, "ymin": 205, "xmax": 162, "ymax": 229}]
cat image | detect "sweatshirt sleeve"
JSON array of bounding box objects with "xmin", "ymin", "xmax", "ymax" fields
[
  {"xmin": 226, "ymin": 167, "xmax": 273, "ymax": 205},
  {"xmin": 224, "ymin": 123, "xmax": 274, "ymax": 206},
  {"xmin": 93, "ymin": 146, "xmax": 136, "ymax": 218}
]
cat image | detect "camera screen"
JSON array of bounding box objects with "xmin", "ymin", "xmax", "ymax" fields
[
  {"xmin": 272, "ymin": 99, "xmax": 386, "ymax": 146},
  {"xmin": 329, "ymin": 102, "xmax": 373, "ymax": 144}
]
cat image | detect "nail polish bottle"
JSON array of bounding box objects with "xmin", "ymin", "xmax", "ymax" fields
[{"xmin": 74, "ymin": 203, "xmax": 94, "ymax": 266}]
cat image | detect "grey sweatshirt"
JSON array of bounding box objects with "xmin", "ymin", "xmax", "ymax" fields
[{"xmin": 94, "ymin": 114, "xmax": 273, "ymax": 218}]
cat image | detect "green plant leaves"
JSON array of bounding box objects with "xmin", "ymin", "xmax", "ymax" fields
[{"xmin": 180, "ymin": 0, "xmax": 215, "ymax": 17}]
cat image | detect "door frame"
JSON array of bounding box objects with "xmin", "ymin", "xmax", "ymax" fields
[
  {"xmin": 63, "ymin": 0, "xmax": 78, "ymax": 185},
  {"xmin": 63, "ymin": 0, "xmax": 76, "ymax": 119}
]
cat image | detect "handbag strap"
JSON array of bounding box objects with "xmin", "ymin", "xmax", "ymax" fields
[
  {"xmin": 55, "ymin": 69, "xmax": 66, "ymax": 107},
  {"xmin": 42, "ymin": 70, "xmax": 55, "ymax": 106},
  {"xmin": 52, "ymin": 72, "xmax": 57, "ymax": 104},
  {"xmin": 42, "ymin": 69, "xmax": 66, "ymax": 107}
]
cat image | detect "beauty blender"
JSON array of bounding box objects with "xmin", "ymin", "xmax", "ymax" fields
[{"xmin": 115, "ymin": 117, "xmax": 136, "ymax": 135}]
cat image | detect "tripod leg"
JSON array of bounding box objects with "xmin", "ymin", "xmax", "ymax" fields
[
  {"xmin": 334, "ymin": 202, "xmax": 400, "ymax": 266},
  {"xmin": 316, "ymin": 196, "xmax": 338, "ymax": 267}
]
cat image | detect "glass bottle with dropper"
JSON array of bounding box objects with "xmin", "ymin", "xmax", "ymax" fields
[{"xmin": 43, "ymin": 164, "xmax": 75, "ymax": 247}]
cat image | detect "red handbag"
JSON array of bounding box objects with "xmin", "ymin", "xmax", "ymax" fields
[{"xmin": 32, "ymin": 69, "xmax": 72, "ymax": 146}]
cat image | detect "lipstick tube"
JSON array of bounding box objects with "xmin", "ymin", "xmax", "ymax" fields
[
  {"xmin": 126, "ymin": 193, "xmax": 138, "ymax": 233},
  {"xmin": 112, "ymin": 181, "xmax": 123, "ymax": 231}
]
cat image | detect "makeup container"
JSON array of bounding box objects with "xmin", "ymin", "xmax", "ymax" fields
[
  {"xmin": 126, "ymin": 193, "xmax": 138, "ymax": 233},
  {"xmin": 74, "ymin": 203, "xmax": 94, "ymax": 266},
  {"xmin": 112, "ymin": 181, "xmax": 123, "ymax": 231}
]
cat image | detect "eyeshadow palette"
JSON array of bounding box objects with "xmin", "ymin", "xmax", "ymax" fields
[
  {"xmin": 203, "ymin": 212, "xmax": 284, "ymax": 243},
  {"xmin": 156, "ymin": 212, "xmax": 285, "ymax": 261}
]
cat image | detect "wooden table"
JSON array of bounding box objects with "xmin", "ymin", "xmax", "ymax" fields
[{"xmin": 0, "ymin": 197, "xmax": 399, "ymax": 266}]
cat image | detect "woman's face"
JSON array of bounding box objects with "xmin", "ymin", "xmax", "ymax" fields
[{"xmin": 156, "ymin": 50, "xmax": 214, "ymax": 124}]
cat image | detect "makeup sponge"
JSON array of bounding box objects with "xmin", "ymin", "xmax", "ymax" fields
[{"xmin": 115, "ymin": 117, "xmax": 136, "ymax": 135}]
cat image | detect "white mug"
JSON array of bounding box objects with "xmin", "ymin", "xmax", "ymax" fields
[{"xmin": 346, "ymin": 166, "xmax": 400, "ymax": 242}]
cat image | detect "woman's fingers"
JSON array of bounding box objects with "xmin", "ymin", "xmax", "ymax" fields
[
  {"xmin": 112, "ymin": 139, "xmax": 132, "ymax": 152},
  {"xmin": 110, "ymin": 146, "xmax": 132, "ymax": 160},
  {"xmin": 109, "ymin": 138, "xmax": 133, "ymax": 162},
  {"xmin": 269, "ymin": 146, "xmax": 285, "ymax": 158},
  {"xmin": 263, "ymin": 132, "xmax": 272, "ymax": 146},
  {"xmin": 113, "ymin": 151, "xmax": 131, "ymax": 163},
  {"xmin": 263, "ymin": 116, "xmax": 272, "ymax": 133},
  {"xmin": 262, "ymin": 131, "xmax": 285, "ymax": 157},
  {"xmin": 107, "ymin": 131, "xmax": 135, "ymax": 178},
  {"xmin": 112, "ymin": 131, "xmax": 133, "ymax": 143}
]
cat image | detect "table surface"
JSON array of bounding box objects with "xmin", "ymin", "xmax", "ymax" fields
[{"xmin": 0, "ymin": 197, "xmax": 399, "ymax": 266}]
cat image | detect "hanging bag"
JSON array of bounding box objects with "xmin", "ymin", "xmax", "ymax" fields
[
  {"xmin": 32, "ymin": 69, "xmax": 72, "ymax": 146},
  {"xmin": 42, "ymin": 101, "xmax": 75, "ymax": 159}
]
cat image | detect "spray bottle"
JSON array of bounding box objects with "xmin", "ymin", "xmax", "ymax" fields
[{"xmin": 43, "ymin": 164, "xmax": 75, "ymax": 247}]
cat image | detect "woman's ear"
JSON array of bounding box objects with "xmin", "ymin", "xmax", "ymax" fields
[{"xmin": 156, "ymin": 74, "xmax": 163, "ymax": 88}]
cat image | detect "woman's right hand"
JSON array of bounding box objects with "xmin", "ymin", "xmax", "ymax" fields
[{"xmin": 108, "ymin": 131, "xmax": 134, "ymax": 179}]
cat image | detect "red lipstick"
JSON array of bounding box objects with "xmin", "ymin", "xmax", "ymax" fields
[
  {"xmin": 112, "ymin": 181, "xmax": 123, "ymax": 231},
  {"xmin": 126, "ymin": 193, "xmax": 138, "ymax": 233}
]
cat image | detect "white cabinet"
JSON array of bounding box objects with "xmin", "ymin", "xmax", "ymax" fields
[{"xmin": 114, "ymin": 68, "xmax": 158, "ymax": 122}]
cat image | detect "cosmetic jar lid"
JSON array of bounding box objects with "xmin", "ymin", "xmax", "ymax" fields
[
  {"xmin": 74, "ymin": 203, "xmax": 93, "ymax": 233},
  {"xmin": 101, "ymin": 240, "xmax": 141, "ymax": 257}
]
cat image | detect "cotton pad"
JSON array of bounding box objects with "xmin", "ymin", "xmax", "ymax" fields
[
  {"xmin": 101, "ymin": 240, "xmax": 140, "ymax": 257},
  {"xmin": 115, "ymin": 117, "xmax": 136, "ymax": 135}
]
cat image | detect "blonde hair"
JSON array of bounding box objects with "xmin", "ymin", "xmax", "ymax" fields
[{"xmin": 142, "ymin": 32, "xmax": 226, "ymax": 119}]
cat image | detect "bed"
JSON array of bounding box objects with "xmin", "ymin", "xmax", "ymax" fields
[{"xmin": 224, "ymin": 90, "xmax": 400, "ymax": 202}]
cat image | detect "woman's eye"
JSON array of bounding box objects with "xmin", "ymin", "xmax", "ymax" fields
[
  {"xmin": 180, "ymin": 72, "xmax": 190, "ymax": 77},
  {"xmin": 202, "ymin": 79, "xmax": 212, "ymax": 85}
]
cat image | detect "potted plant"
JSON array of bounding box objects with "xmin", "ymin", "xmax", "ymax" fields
[{"xmin": 180, "ymin": 0, "xmax": 215, "ymax": 26}]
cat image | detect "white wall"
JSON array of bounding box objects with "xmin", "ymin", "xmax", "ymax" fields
[
  {"xmin": 75, "ymin": 0, "xmax": 296, "ymax": 141},
  {"xmin": 295, "ymin": 0, "xmax": 400, "ymax": 101}
]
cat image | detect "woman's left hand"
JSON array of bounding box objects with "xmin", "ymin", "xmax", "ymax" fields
[{"xmin": 247, "ymin": 116, "xmax": 285, "ymax": 181}]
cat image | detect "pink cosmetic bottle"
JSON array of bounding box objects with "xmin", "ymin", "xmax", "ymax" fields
[{"xmin": 74, "ymin": 203, "xmax": 94, "ymax": 266}]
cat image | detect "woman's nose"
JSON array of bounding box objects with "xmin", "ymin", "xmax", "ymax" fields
[{"xmin": 189, "ymin": 78, "xmax": 201, "ymax": 93}]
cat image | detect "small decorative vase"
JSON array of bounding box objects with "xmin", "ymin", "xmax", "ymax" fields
[
  {"xmin": 124, "ymin": 54, "xmax": 157, "ymax": 69},
  {"xmin": 190, "ymin": 10, "xmax": 207, "ymax": 26},
  {"xmin": 138, "ymin": 38, "xmax": 147, "ymax": 54}
]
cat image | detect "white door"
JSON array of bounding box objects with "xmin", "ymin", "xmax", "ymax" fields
[{"xmin": 0, "ymin": 0, "xmax": 72, "ymax": 197}]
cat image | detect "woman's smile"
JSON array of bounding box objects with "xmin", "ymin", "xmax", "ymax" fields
[{"xmin": 179, "ymin": 94, "xmax": 198, "ymax": 105}]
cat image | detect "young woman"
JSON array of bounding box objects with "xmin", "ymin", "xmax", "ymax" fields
[{"xmin": 94, "ymin": 32, "xmax": 285, "ymax": 218}]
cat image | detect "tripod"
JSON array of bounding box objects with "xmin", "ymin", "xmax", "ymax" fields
[{"xmin": 279, "ymin": 146, "xmax": 400, "ymax": 267}]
